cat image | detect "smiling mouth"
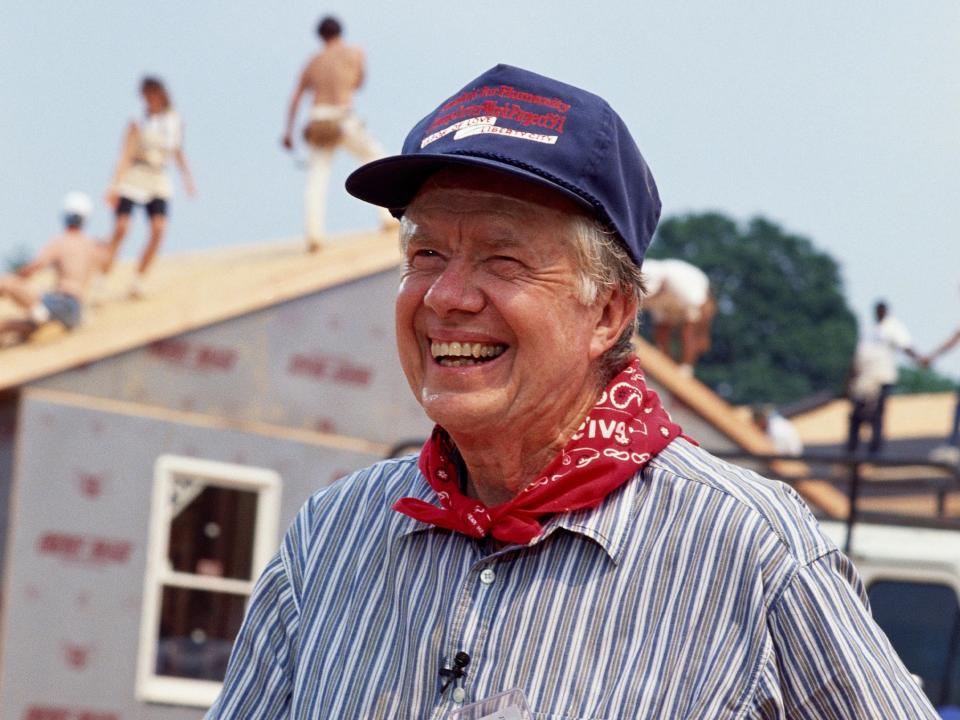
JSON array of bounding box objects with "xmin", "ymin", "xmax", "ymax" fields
[{"xmin": 430, "ymin": 340, "xmax": 508, "ymax": 367}]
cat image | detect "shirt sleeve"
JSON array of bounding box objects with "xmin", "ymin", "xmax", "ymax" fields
[
  {"xmin": 767, "ymin": 550, "xmax": 939, "ymax": 719},
  {"xmin": 880, "ymin": 317, "xmax": 912, "ymax": 350},
  {"xmin": 204, "ymin": 551, "xmax": 299, "ymax": 719}
]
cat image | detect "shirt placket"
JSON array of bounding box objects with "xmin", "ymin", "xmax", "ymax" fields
[{"xmin": 428, "ymin": 543, "xmax": 511, "ymax": 719}]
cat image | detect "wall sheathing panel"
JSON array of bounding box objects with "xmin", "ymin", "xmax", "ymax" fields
[
  {"xmin": 37, "ymin": 268, "xmax": 433, "ymax": 445},
  {"xmin": 0, "ymin": 393, "xmax": 384, "ymax": 719},
  {"xmin": 0, "ymin": 393, "xmax": 17, "ymax": 590}
]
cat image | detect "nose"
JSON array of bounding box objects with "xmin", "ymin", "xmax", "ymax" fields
[{"xmin": 423, "ymin": 257, "xmax": 486, "ymax": 316}]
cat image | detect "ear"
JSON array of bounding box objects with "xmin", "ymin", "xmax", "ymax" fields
[{"xmin": 589, "ymin": 287, "xmax": 638, "ymax": 361}]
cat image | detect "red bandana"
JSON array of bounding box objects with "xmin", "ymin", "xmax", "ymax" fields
[{"xmin": 393, "ymin": 357, "xmax": 687, "ymax": 545}]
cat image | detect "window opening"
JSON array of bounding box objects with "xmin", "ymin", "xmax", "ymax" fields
[{"xmin": 136, "ymin": 455, "xmax": 280, "ymax": 707}]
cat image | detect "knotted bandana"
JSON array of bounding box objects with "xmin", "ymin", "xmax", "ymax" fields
[{"xmin": 393, "ymin": 357, "xmax": 686, "ymax": 545}]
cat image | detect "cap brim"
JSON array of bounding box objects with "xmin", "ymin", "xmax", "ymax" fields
[{"xmin": 345, "ymin": 153, "xmax": 594, "ymax": 216}]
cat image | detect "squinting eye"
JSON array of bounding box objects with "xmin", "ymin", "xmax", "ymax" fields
[
  {"xmin": 409, "ymin": 248, "xmax": 445, "ymax": 269},
  {"xmin": 487, "ymin": 255, "xmax": 523, "ymax": 272}
]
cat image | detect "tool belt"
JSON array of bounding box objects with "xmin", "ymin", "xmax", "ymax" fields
[{"xmin": 303, "ymin": 118, "xmax": 343, "ymax": 148}]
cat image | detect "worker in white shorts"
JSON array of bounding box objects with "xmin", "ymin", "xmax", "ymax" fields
[
  {"xmin": 104, "ymin": 76, "xmax": 196, "ymax": 298},
  {"xmin": 642, "ymin": 258, "xmax": 715, "ymax": 373},
  {"xmin": 282, "ymin": 15, "xmax": 393, "ymax": 250}
]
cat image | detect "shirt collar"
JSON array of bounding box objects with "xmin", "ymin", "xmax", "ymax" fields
[
  {"xmin": 534, "ymin": 469, "xmax": 644, "ymax": 565},
  {"xmin": 397, "ymin": 465, "xmax": 645, "ymax": 565}
]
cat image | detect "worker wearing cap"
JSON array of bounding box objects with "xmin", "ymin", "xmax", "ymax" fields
[
  {"xmin": 208, "ymin": 65, "xmax": 937, "ymax": 719},
  {"xmin": 0, "ymin": 192, "xmax": 109, "ymax": 343}
]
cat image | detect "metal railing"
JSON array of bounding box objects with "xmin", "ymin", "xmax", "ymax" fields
[{"xmin": 713, "ymin": 450, "xmax": 960, "ymax": 552}]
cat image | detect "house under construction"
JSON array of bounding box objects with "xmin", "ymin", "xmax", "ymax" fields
[{"xmin": 0, "ymin": 230, "xmax": 955, "ymax": 717}]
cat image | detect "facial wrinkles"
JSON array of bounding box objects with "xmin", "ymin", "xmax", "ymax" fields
[
  {"xmin": 408, "ymin": 220, "xmax": 599, "ymax": 322},
  {"xmin": 405, "ymin": 208, "xmax": 579, "ymax": 297},
  {"xmin": 407, "ymin": 199, "xmax": 567, "ymax": 352},
  {"xmin": 409, "ymin": 185, "xmax": 568, "ymax": 243}
]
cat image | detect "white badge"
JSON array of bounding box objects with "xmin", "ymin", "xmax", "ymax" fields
[{"xmin": 449, "ymin": 688, "xmax": 532, "ymax": 720}]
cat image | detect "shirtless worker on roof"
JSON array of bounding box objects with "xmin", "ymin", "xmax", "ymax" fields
[
  {"xmin": 0, "ymin": 192, "xmax": 109, "ymax": 344},
  {"xmin": 282, "ymin": 15, "xmax": 393, "ymax": 251},
  {"xmin": 641, "ymin": 257, "xmax": 716, "ymax": 374}
]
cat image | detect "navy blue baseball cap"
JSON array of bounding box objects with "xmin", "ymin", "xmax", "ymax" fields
[{"xmin": 345, "ymin": 64, "xmax": 661, "ymax": 266}]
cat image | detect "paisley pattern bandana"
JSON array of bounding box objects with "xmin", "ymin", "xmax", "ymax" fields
[{"xmin": 393, "ymin": 357, "xmax": 686, "ymax": 545}]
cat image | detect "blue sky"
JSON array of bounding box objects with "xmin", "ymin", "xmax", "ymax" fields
[{"xmin": 3, "ymin": 1, "xmax": 959, "ymax": 375}]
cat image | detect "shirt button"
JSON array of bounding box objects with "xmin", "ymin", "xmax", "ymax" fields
[
  {"xmin": 479, "ymin": 568, "xmax": 496, "ymax": 585},
  {"xmin": 452, "ymin": 687, "xmax": 466, "ymax": 703}
]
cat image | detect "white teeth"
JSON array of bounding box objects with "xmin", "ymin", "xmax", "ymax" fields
[{"xmin": 431, "ymin": 341, "xmax": 507, "ymax": 361}]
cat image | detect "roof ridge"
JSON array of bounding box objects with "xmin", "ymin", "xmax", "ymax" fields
[{"xmin": 0, "ymin": 229, "xmax": 401, "ymax": 391}]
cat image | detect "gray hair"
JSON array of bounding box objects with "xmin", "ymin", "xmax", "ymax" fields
[
  {"xmin": 398, "ymin": 211, "xmax": 644, "ymax": 385},
  {"xmin": 567, "ymin": 214, "xmax": 645, "ymax": 385}
]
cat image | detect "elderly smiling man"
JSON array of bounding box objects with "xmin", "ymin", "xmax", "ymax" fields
[{"xmin": 207, "ymin": 65, "xmax": 936, "ymax": 719}]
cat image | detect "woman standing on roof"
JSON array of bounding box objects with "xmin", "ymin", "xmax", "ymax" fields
[{"xmin": 104, "ymin": 76, "xmax": 195, "ymax": 298}]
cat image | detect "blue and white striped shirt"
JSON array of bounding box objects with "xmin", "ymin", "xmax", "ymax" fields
[{"xmin": 206, "ymin": 439, "xmax": 937, "ymax": 719}]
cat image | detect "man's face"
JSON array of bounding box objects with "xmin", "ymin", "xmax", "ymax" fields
[{"xmin": 396, "ymin": 169, "xmax": 614, "ymax": 439}]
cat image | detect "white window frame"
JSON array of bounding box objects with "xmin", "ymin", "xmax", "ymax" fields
[{"xmin": 136, "ymin": 454, "xmax": 281, "ymax": 708}]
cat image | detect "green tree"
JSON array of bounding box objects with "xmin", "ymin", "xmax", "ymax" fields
[
  {"xmin": 644, "ymin": 213, "xmax": 858, "ymax": 405},
  {"xmin": 894, "ymin": 365, "xmax": 956, "ymax": 395}
]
